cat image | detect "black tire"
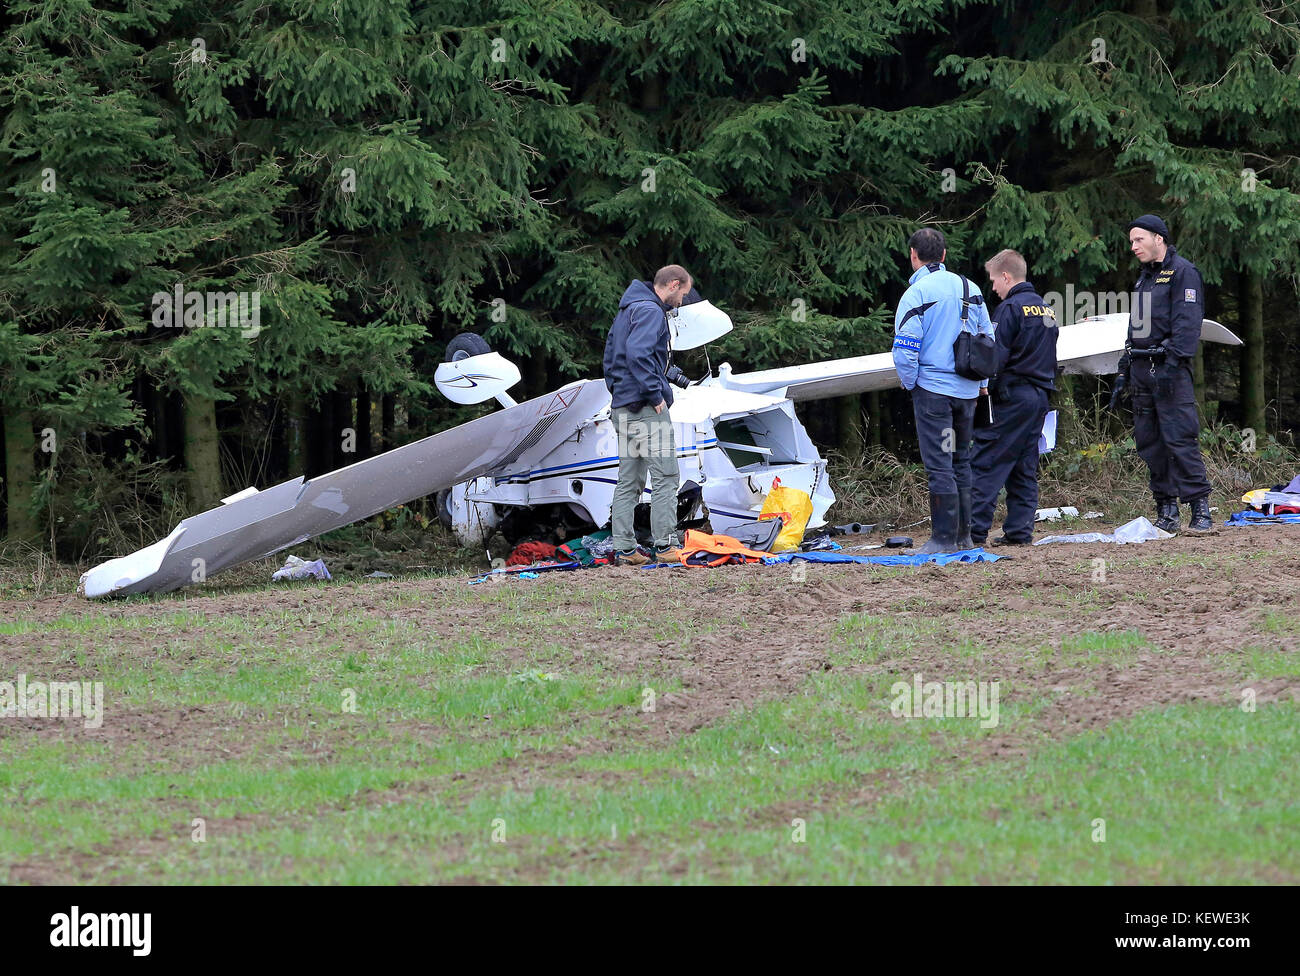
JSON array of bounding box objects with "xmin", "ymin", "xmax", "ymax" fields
[
  {"xmin": 434, "ymin": 489, "xmax": 454, "ymax": 530},
  {"xmin": 446, "ymin": 332, "xmax": 491, "ymax": 362}
]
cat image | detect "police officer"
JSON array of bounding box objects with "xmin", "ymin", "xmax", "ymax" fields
[
  {"xmin": 893, "ymin": 227, "xmax": 996, "ymax": 553},
  {"xmin": 969, "ymin": 250, "xmax": 1058, "ymax": 546},
  {"xmin": 1109, "ymin": 214, "xmax": 1213, "ymax": 534}
]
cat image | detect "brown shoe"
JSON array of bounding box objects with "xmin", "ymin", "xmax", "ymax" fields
[
  {"xmin": 654, "ymin": 547, "xmax": 683, "ymax": 563},
  {"xmin": 613, "ymin": 548, "xmax": 652, "ymax": 567}
]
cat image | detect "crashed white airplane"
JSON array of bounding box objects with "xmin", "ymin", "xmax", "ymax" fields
[{"xmin": 80, "ymin": 297, "xmax": 1242, "ymax": 598}]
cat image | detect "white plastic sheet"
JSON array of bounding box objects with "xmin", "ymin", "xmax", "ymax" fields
[
  {"xmin": 1038, "ymin": 410, "xmax": 1058, "ymax": 454},
  {"xmin": 1033, "ymin": 516, "xmax": 1174, "ymax": 546},
  {"xmin": 271, "ymin": 555, "xmax": 332, "ymax": 581}
]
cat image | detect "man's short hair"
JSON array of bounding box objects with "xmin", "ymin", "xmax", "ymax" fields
[
  {"xmin": 653, "ymin": 264, "xmax": 691, "ymax": 288},
  {"xmin": 985, "ymin": 249, "xmax": 1027, "ymax": 280},
  {"xmin": 908, "ymin": 228, "xmax": 946, "ymax": 263}
]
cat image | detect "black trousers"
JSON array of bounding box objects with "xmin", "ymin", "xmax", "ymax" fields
[
  {"xmin": 911, "ymin": 386, "xmax": 976, "ymax": 495},
  {"xmin": 970, "ymin": 380, "xmax": 1049, "ymax": 543},
  {"xmin": 1129, "ymin": 361, "xmax": 1211, "ymax": 503}
]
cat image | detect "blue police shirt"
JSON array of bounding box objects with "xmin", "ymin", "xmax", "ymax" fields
[{"xmin": 892, "ymin": 262, "xmax": 995, "ymax": 399}]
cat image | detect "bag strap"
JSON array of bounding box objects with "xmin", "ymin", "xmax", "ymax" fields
[{"xmin": 958, "ymin": 276, "xmax": 984, "ymax": 334}]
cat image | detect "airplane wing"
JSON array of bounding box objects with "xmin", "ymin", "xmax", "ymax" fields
[
  {"xmin": 1055, "ymin": 314, "xmax": 1241, "ymax": 375},
  {"xmin": 713, "ymin": 315, "xmax": 1242, "ymax": 401},
  {"xmin": 80, "ymin": 380, "xmax": 611, "ymax": 598}
]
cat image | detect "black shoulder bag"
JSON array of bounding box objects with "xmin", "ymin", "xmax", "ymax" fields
[{"xmin": 952, "ymin": 276, "xmax": 997, "ymax": 380}]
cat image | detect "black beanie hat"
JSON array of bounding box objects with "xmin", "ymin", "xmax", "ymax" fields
[{"xmin": 1127, "ymin": 213, "xmax": 1170, "ymax": 240}]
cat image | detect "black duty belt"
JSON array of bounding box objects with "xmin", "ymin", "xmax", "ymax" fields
[
  {"xmin": 1128, "ymin": 347, "xmax": 1168, "ymax": 375},
  {"xmin": 995, "ymin": 374, "xmax": 1049, "ymax": 396}
]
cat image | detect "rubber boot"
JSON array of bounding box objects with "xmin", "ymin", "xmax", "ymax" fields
[
  {"xmin": 956, "ymin": 487, "xmax": 974, "ymax": 550},
  {"xmin": 916, "ymin": 493, "xmax": 960, "ymax": 554},
  {"xmin": 1186, "ymin": 496, "xmax": 1213, "ymax": 533},
  {"xmin": 1153, "ymin": 498, "xmax": 1180, "ymax": 535}
]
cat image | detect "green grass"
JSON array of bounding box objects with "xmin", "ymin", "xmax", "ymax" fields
[
  {"xmin": 662, "ymin": 701, "xmax": 1299, "ymax": 884},
  {"xmin": 1049, "ymin": 629, "xmax": 1151, "ymax": 666},
  {"xmin": 4, "ymin": 682, "xmax": 1290, "ymax": 883},
  {"xmin": 2, "ymin": 572, "xmax": 1296, "ymax": 884}
]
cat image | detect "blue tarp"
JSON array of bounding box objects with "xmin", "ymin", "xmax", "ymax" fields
[
  {"xmin": 475, "ymin": 546, "xmax": 1003, "ymax": 581},
  {"xmin": 468, "ymin": 561, "xmax": 582, "ymax": 584},
  {"xmin": 1226, "ymin": 510, "xmax": 1300, "ymax": 526},
  {"xmin": 761, "ymin": 548, "xmax": 1002, "ymax": 566}
]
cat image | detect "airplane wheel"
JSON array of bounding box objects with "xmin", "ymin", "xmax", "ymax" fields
[
  {"xmin": 446, "ymin": 332, "xmax": 491, "ymax": 362},
  {"xmin": 434, "ymin": 489, "xmax": 454, "ymax": 530}
]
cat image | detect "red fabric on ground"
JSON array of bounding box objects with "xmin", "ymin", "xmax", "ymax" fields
[{"xmin": 506, "ymin": 541, "xmax": 558, "ymax": 566}]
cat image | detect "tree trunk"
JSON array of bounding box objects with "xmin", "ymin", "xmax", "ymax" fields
[
  {"xmin": 151, "ymin": 384, "xmax": 170, "ymax": 462},
  {"xmin": 332, "ymin": 389, "xmax": 353, "ymax": 469},
  {"xmin": 310, "ymin": 396, "xmax": 331, "ymax": 477},
  {"xmin": 1198, "ymin": 285, "xmax": 1220, "ymax": 424},
  {"xmin": 285, "ymin": 394, "xmax": 308, "ymax": 477},
  {"xmin": 526, "ymin": 352, "xmax": 549, "ymax": 401},
  {"xmin": 1239, "ymin": 269, "xmax": 1265, "ymax": 434},
  {"xmin": 1054, "ymin": 374, "xmax": 1083, "ymax": 444},
  {"xmin": 356, "ymin": 382, "xmax": 371, "ymax": 460},
  {"xmin": 381, "ymin": 394, "xmax": 395, "ymax": 452},
  {"xmin": 1192, "ymin": 344, "xmax": 1206, "ymax": 420},
  {"xmin": 867, "ymin": 391, "xmax": 882, "ymax": 447},
  {"xmin": 183, "ymin": 393, "xmax": 222, "ymax": 511},
  {"xmin": 642, "ymin": 66, "xmax": 661, "ymax": 111},
  {"xmin": 837, "ymin": 395, "xmax": 864, "ymax": 465},
  {"xmin": 882, "ymin": 391, "xmax": 899, "ymax": 453},
  {"xmin": 3, "ymin": 408, "xmax": 40, "ymax": 542}
]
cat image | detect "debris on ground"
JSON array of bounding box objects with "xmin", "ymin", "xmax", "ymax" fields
[
  {"xmin": 506, "ymin": 541, "xmax": 558, "ymax": 566},
  {"xmin": 471, "ymin": 525, "xmax": 1006, "ymax": 582},
  {"xmin": 1226, "ymin": 509, "xmax": 1300, "ymax": 526},
  {"xmin": 762, "ymin": 549, "xmax": 1002, "ymax": 566},
  {"xmin": 1033, "ymin": 516, "xmax": 1174, "ymax": 546},
  {"xmin": 828, "ymin": 522, "xmax": 877, "ymax": 536},
  {"xmin": 759, "ymin": 477, "xmax": 814, "ymax": 552},
  {"xmin": 1240, "ymin": 488, "xmax": 1300, "ymax": 516},
  {"xmin": 672, "ymin": 529, "xmax": 773, "ymax": 565},
  {"xmin": 798, "ymin": 534, "xmax": 842, "ymax": 552},
  {"xmin": 1035, "ymin": 506, "xmax": 1079, "ymax": 521},
  {"xmin": 555, "ymin": 530, "xmax": 613, "ymax": 566},
  {"xmin": 468, "ymin": 561, "xmax": 581, "ymax": 584},
  {"xmin": 271, "ymin": 555, "xmax": 332, "ymax": 581}
]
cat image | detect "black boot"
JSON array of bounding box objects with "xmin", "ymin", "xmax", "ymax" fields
[
  {"xmin": 917, "ymin": 493, "xmax": 960, "ymax": 554},
  {"xmin": 956, "ymin": 488, "xmax": 974, "ymax": 550},
  {"xmin": 1187, "ymin": 496, "xmax": 1213, "ymax": 533},
  {"xmin": 1153, "ymin": 498, "xmax": 1180, "ymax": 534}
]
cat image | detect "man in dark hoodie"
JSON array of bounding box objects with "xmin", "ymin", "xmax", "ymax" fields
[{"xmin": 603, "ymin": 265, "xmax": 692, "ymax": 565}]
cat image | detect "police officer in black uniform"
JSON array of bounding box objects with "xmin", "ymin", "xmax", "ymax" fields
[
  {"xmin": 970, "ymin": 249, "xmax": 1058, "ymax": 546},
  {"xmin": 1109, "ymin": 214, "xmax": 1213, "ymax": 534}
]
